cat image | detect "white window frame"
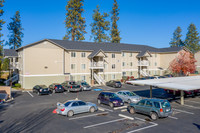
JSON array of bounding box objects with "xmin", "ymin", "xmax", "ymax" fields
[
  {"xmin": 81, "ymin": 64, "xmax": 86, "ymax": 70},
  {"xmin": 71, "ymin": 52, "xmax": 76, "ymax": 57},
  {"xmin": 81, "ymin": 52, "xmax": 86, "ymax": 57},
  {"xmin": 112, "ymin": 53, "xmax": 115, "ymax": 58},
  {"xmin": 71, "ymin": 64, "xmax": 75, "ymax": 69},
  {"xmin": 112, "ymin": 64, "xmax": 115, "ymax": 69}
]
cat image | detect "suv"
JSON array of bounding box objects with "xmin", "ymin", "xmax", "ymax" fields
[
  {"xmin": 77, "ymin": 81, "xmax": 92, "ymax": 91},
  {"xmin": 61, "ymin": 81, "xmax": 81, "ymax": 92},
  {"xmin": 106, "ymin": 80, "xmax": 122, "ymax": 88},
  {"xmin": 49, "ymin": 83, "xmax": 65, "ymax": 93},
  {"xmin": 32, "ymin": 85, "xmax": 50, "ymax": 95},
  {"xmin": 127, "ymin": 99, "xmax": 172, "ymax": 120},
  {"xmin": 97, "ymin": 92, "xmax": 124, "ymax": 108}
]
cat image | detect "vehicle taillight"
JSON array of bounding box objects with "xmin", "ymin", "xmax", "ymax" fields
[
  {"xmin": 71, "ymin": 86, "xmax": 72, "ymax": 88},
  {"xmin": 55, "ymin": 86, "xmax": 57, "ymax": 89},
  {"xmin": 61, "ymin": 108, "xmax": 65, "ymax": 111},
  {"xmin": 160, "ymin": 108, "xmax": 163, "ymax": 112}
]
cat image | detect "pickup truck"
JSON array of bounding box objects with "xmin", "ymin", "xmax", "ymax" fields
[{"xmin": 61, "ymin": 81, "xmax": 81, "ymax": 92}]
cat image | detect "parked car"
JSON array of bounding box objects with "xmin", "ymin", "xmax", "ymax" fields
[
  {"xmin": 164, "ymin": 74, "xmax": 173, "ymax": 78},
  {"xmin": 127, "ymin": 99, "xmax": 173, "ymax": 120},
  {"xmin": 56, "ymin": 100, "xmax": 98, "ymax": 117},
  {"xmin": 97, "ymin": 92, "xmax": 124, "ymax": 108},
  {"xmin": 0, "ymin": 93, "xmax": 8, "ymax": 104},
  {"xmin": 116, "ymin": 90, "xmax": 142, "ymax": 103},
  {"xmin": 76, "ymin": 81, "xmax": 92, "ymax": 91},
  {"xmin": 194, "ymin": 89, "xmax": 200, "ymax": 95},
  {"xmin": 106, "ymin": 80, "xmax": 122, "ymax": 88},
  {"xmin": 61, "ymin": 81, "xmax": 81, "ymax": 92},
  {"xmin": 32, "ymin": 85, "xmax": 50, "ymax": 95},
  {"xmin": 165, "ymin": 89, "xmax": 195, "ymax": 97},
  {"xmin": 49, "ymin": 83, "xmax": 65, "ymax": 93}
]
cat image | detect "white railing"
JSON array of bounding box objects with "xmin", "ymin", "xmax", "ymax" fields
[
  {"xmin": 140, "ymin": 70, "xmax": 149, "ymax": 77},
  {"xmin": 90, "ymin": 62, "xmax": 104, "ymax": 68},
  {"xmin": 4, "ymin": 74, "xmax": 19, "ymax": 86},
  {"xmin": 94, "ymin": 73, "xmax": 105, "ymax": 85},
  {"xmin": 9, "ymin": 62, "xmax": 20, "ymax": 70},
  {"xmin": 138, "ymin": 61, "xmax": 149, "ymax": 66}
]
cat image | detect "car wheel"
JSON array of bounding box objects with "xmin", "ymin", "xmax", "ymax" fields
[
  {"xmin": 67, "ymin": 110, "xmax": 74, "ymax": 117},
  {"xmin": 150, "ymin": 112, "xmax": 158, "ymax": 120},
  {"xmin": 129, "ymin": 107, "xmax": 135, "ymax": 114},
  {"xmin": 109, "ymin": 102, "xmax": 114, "ymax": 108},
  {"xmin": 127, "ymin": 99, "xmax": 131, "ymax": 104},
  {"xmin": 97, "ymin": 99, "xmax": 101, "ymax": 104},
  {"xmin": 89, "ymin": 106, "xmax": 95, "ymax": 113}
]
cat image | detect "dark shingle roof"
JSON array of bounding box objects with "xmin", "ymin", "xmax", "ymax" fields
[
  {"xmin": 3, "ymin": 49, "xmax": 18, "ymax": 57},
  {"xmin": 137, "ymin": 50, "xmax": 152, "ymax": 57}
]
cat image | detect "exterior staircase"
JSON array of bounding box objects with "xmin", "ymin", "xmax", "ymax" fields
[
  {"xmin": 94, "ymin": 73, "xmax": 106, "ymax": 85},
  {"xmin": 4, "ymin": 74, "xmax": 19, "ymax": 86}
]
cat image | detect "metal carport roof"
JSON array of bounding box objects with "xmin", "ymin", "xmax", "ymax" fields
[{"xmin": 126, "ymin": 76, "xmax": 200, "ymax": 105}]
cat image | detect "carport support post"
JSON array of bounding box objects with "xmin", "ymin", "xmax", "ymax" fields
[
  {"xmin": 180, "ymin": 90, "xmax": 184, "ymax": 105},
  {"xmin": 150, "ymin": 86, "xmax": 152, "ymax": 98}
]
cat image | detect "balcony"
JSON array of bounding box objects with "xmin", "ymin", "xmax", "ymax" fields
[
  {"xmin": 138, "ymin": 60, "xmax": 149, "ymax": 66},
  {"xmin": 90, "ymin": 62, "xmax": 104, "ymax": 69}
]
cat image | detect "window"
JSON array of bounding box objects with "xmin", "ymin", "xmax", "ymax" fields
[
  {"xmin": 71, "ymin": 102, "xmax": 79, "ymax": 107},
  {"xmin": 111, "ymin": 74, "xmax": 115, "ymax": 80},
  {"xmin": 104, "ymin": 64, "xmax": 107, "ymax": 69},
  {"xmin": 154, "ymin": 102, "xmax": 160, "ymax": 108},
  {"xmin": 71, "ymin": 52, "xmax": 76, "ymax": 57},
  {"xmin": 130, "ymin": 72, "xmax": 133, "ymax": 76},
  {"xmin": 81, "ymin": 76, "xmax": 86, "ymax": 81},
  {"xmin": 81, "ymin": 64, "xmax": 86, "ymax": 70},
  {"xmin": 122, "ymin": 52, "xmax": 125, "ymax": 57},
  {"xmin": 130, "ymin": 53, "xmax": 132, "ymax": 57},
  {"xmin": 122, "ymin": 62, "xmax": 125, "ymax": 67},
  {"xmin": 81, "ymin": 52, "xmax": 86, "ymax": 57},
  {"xmin": 71, "ymin": 64, "xmax": 75, "ymax": 69},
  {"xmin": 155, "ymin": 62, "xmax": 157, "ymax": 66},
  {"xmin": 122, "ymin": 72, "xmax": 126, "ymax": 76},
  {"xmin": 130, "ymin": 62, "xmax": 133, "ymax": 66},
  {"xmin": 112, "ymin": 64, "xmax": 115, "ymax": 69},
  {"xmin": 137, "ymin": 100, "xmax": 145, "ymax": 106},
  {"xmin": 146, "ymin": 101, "xmax": 153, "ymax": 107},
  {"xmin": 112, "ymin": 53, "xmax": 115, "ymax": 58},
  {"xmin": 78, "ymin": 101, "xmax": 86, "ymax": 106}
]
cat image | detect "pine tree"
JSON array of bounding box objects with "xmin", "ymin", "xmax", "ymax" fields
[
  {"xmin": 0, "ymin": 0, "xmax": 5, "ymax": 55},
  {"xmin": 64, "ymin": 0, "xmax": 86, "ymax": 41},
  {"xmin": 90, "ymin": 5, "xmax": 110, "ymax": 43},
  {"xmin": 185, "ymin": 23, "xmax": 200, "ymax": 53},
  {"xmin": 111, "ymin": 0, "xmax": 120, "ymax": 43},
  {"xmin": 7, "ymin": 11, "xmax": 24, "ymax": 49},
  {"xmin": 170, "ymin": 26, "xmax": 184, "ymax": 47}
]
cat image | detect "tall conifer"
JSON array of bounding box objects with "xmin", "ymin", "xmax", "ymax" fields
[
  {"xmin": 90, "ymin": 5, "xmax": 110, "ymax": 43},
  {"xmin": 111, "ymin": 0, "xmax": 120, "ymax": 43},
  {"xmin": 0, "ymin": 0, "xmax": 5, "ymax": 54},
  {"xmin": 64, "ymin": 0, "xmax": 86, "ymax": 41},
  {"xmin": 170, "ymin": 26, "xmax": 184, "ymax": 47}
]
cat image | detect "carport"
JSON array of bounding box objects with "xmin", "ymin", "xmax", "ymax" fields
[{"xmin": 126, "ymin": 76, "xmax": 200, "ymax": 105}]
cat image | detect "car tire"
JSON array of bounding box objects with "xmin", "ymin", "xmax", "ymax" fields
[
  {"xmin": 129, "ymin": 107, "xmax": 135, "ymax": 114},
  {"xmin": 109, "ymin": 102, "xmax": 114, "ymax": 108},
  {"xmin": 127, "ymin": 99, "xmax": 131, "ymax": 104},
  {"xmin": 67, "ymin": 110, "xmax": 74, "ymax": 117},
  {"xmin": 150, "ymin": 112, "xmax": 158, "ymax": 120},
  {"xmin": 97, "ymin": 99, "xmax": 101, "ymax": 104},
  {"xmin": 89, "ymin": 106, "xmax": 95, "ymax": 113}
]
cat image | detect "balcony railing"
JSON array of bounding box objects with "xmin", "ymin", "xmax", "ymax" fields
[
  {"xmin": 138, "ymin": 61, "xmax": 149, "ymax": 66},
  {"xmin": 90, "ymin": 62, "xmax": 104, "ymax": 69}
]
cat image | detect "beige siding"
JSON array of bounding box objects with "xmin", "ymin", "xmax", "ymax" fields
[{"xmin": 159, "ymin": 52, "xmax": 177, "ymax": 69}]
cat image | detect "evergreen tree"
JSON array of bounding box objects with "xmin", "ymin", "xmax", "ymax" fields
[
  {"xmin": 0, "ymin": 0, "xmax": 5, "ymax": 55},
  {"xmin": 7, "ymin": 11, "xmax": 24, "ymax": 49},
  {"xmin": 170, "ymin": 26, "xmax": 184, "ymax": 47},
  {"xmin": 111, "ymin": 0, "xmax": 121, "ymax": 43},
  {"xmin": 90, "ymin": 5, "xmax": 110, "ymax": 43},
  {"xmin": 64, "ymin": 0, "xmax": 86, "ymax": 41},
  {"xmin": 185, "ymin": 23, "xmax": 200, "ymax": 53}
]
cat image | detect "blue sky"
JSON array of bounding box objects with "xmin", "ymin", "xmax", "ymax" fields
[{"xmin": 2, "ymin": 0, "xmax": 200, "ymax": 48}]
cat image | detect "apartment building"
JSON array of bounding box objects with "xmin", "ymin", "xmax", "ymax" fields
[{"xmin": 4, "ymin": 39, "xmax": 194, "ymax": 89}]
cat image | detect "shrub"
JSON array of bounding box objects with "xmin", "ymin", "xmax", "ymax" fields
[{"xmin": 15, "ymin": 83, "xmax": 21, "ymax": 88}]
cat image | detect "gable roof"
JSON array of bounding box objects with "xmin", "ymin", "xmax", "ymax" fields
[
  {"xmin": 88, "ymin": 49, "xmax": 107, "ymax": 58},
  {"xmin": 17, "ymin": 39, "xmax": 184, "ymax": 54},
  {"xmin": 3, "ymin": 49, "xmax": 18, "ymax": 57},
  {"xmin": 137, "ymin": 50, "xmax": 152, "ymax": 58}
]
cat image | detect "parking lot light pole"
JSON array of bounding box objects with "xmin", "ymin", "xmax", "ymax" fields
[{"xmin": 180, "ymin": 90, "xmax": 184, "ymax": 105}]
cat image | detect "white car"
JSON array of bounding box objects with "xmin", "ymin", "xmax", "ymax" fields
[{"xmin": 116, "ymin": 90, "xmax": 142, "ymax": 103}]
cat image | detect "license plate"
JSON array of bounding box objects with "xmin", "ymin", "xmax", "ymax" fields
[{"xmin": 120, "ymin": 103, "xmax": 123, "ymax": 105}]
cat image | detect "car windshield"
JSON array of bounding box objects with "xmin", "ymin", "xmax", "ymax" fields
[
  {"xmin": 69, "ymin": 82, "xmax": 76, "ymax": 85},
  {"xmin": 125, "ymin": 92, "xmax": 136, "ymax": 96},
  {"xmin": 81, "ymin": 82, "xmax": 88, "ymax": 85},
  {"xmin": 40, "ymin": 85, "xmax": 47, "ymax": 89},
  {"xmin": 55, "ymin": 85, "xmax": 62, "ymax": 87},
  {"xmin": 161, "ymin": 101, "xmax": 170, "ymax": 108},
  {"xmin": 64, "ymin": 101, "xmax": 72, "ymax": 107},
  {"xmin": 109, "ymin": 93, "xmax": 118, "ymax": 98}
]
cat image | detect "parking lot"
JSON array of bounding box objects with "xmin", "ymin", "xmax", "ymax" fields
[{"xmin": 0, "ymin": 84, "xmax": 200, "ymax": 133}]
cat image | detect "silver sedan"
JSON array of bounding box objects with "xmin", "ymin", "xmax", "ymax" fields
[
  {"xmin": 116, "ymin": 90, "xmax": 142, "ymax": 103},
  {"xmin": 56, "ymin": 100, "xmax": 98, "ymax": 117}
]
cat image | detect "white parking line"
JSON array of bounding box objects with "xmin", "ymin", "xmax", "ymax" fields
[
  {"xmin": 168, "ymin": 116, "xmax": 178, "ymax": 120},
  {"xmin": 121, "ymin": 109, "xmax": 127, "ymax": 112},
  {"xmin": 114, "ymin": 106, "xmax": 127, "ymax": 110},
  {"xmin": 185, "ymin": 100, "xmax": 200, "ymax": 104},
  {"xmin": 27, "ymin": 91, "xmax": 34, "ymax": 97},
  {"xmin": 98, "ymin": 107, "xmax": 113, "ymax": 112},
  {"xmin": 69, "ymin": 112, "xmax": 109, "ymax": 120},
  {"xmin": 84, "ymin": 118, "xmax": 126, "ymax": 129},
  {"xmin": 118, "ymin": 114, "xmax": 134, "ymax": 120},
  {"xmin": 183, "ymin": 104, "xmax": 200, "ymax": 109},
  {"xmin": 173, "ymin": 108, "xmax": 194, "ymax": 115},
  {"xmin": 98, "ymin": 108, "xmax": 105, "ymax": 111}
]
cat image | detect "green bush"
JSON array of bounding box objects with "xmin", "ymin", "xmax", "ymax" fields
[{"xmin": 15, "ymin": 83, "xmax": 21, "ymax": 88}]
